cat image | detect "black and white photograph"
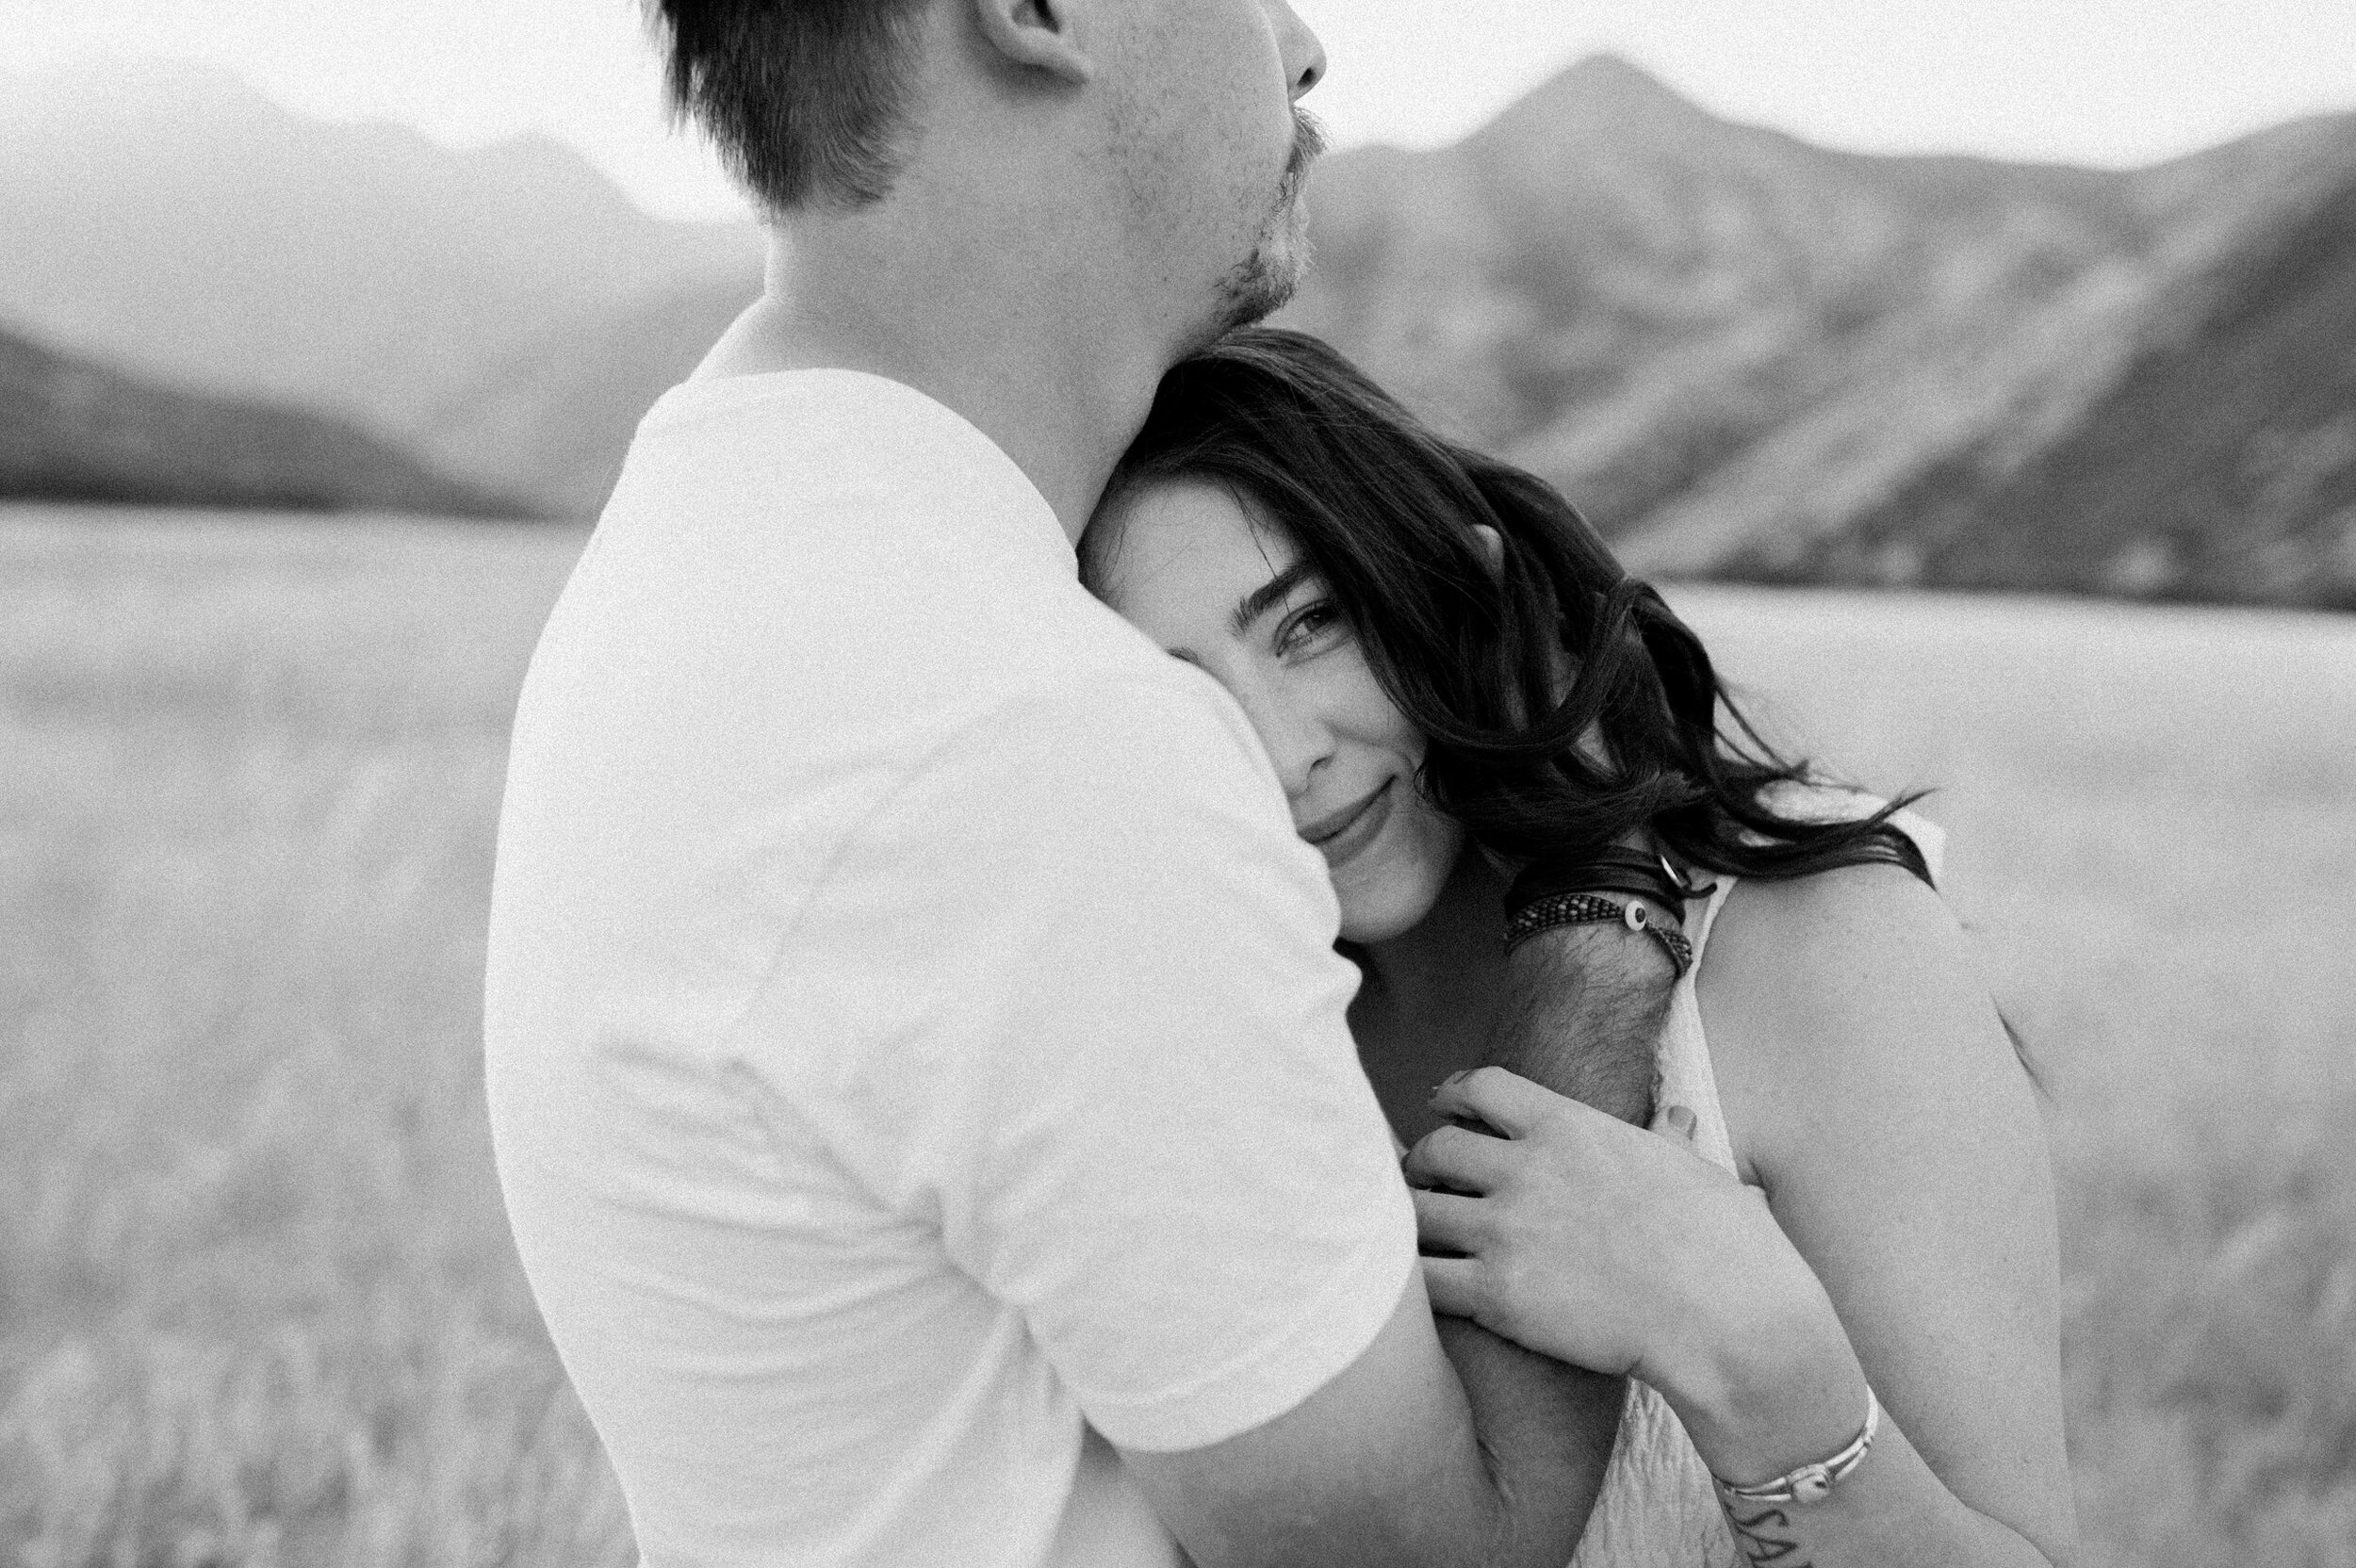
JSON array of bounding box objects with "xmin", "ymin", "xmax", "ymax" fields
[{"xmin": 5, "ymin": 3, "xmax": 2353, "ymax": 1564}]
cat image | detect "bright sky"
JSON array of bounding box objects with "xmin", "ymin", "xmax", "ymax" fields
[{"xmin": 10, "ymin": 0, "xmax": 2355, "ymax": 220}]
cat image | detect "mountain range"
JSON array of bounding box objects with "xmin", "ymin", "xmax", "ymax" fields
[
  {"xmin": 6, "ymin": 56, "xmax": 2352, "ymax": 606},
  {"xmin": 0, "ymin": 58, "xmax": 760, "ymax": 449},
  {"xmin": 1, "ymin": 324, "xmax": 522, "ymax": 516},
  {"xmin": 1284, "ymin": 56, "xmax": 2356, "ymax": 608}
]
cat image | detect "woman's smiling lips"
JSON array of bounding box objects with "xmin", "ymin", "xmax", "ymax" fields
[{"xmin": 1299, "ymin": 779, "xmax": 1397, "ymax": 868}]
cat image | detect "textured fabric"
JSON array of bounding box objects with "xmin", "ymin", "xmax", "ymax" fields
[
  {"xmin": 1568, "ymin": 800, "xmax": 1944, "ymax": 1567},
  {"xmin": 484, "ymin": 370, "xmax": 1415, "ymax": 1568}
]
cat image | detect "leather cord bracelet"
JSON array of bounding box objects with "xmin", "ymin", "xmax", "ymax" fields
[
  {"xmin": 1504, "ymin": 845, "xmax": 1715, "ymax": 922},
  {"xmin": 1503, "ymin": 890, "xmax": 1697, "ymax": 978},
  {"xmin": 1711, "ymin": 1385, "xmax": 1881, "ymax": 1507}
]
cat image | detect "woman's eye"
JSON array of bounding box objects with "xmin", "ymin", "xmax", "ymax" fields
[{"xmin": 1276, "ymin": 602, "xmax": 1347, "ymax": 657}]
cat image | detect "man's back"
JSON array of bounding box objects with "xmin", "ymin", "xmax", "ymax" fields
[{"xmin": 484, "ymin": 371, "xmax": 1415, "ymax": 1566}]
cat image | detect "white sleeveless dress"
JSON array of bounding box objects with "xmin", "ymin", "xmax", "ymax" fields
[{"xmin": 1565, "ymin": 805, "xmax": 1944, "ymax": 1567}]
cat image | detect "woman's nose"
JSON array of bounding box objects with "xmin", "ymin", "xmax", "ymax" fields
[{"xmin": 1243, "ymin": 686, "xmax": 1334, "ymax": 799}]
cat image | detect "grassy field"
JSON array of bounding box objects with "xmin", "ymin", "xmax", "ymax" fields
[{"xmin": 2, "ymin": 504, "xmax": 2351, "ymax": 1566}]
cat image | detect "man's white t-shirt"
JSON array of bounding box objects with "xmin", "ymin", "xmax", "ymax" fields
[{"xmin": 484, "ymin": 371, "xmax": 1416, "ymax": 1567}]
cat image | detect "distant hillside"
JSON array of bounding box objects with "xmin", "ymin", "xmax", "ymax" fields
[
  {"xmin": 415, "ymin": 277, "xmax": 757, "ymax": 517},
  {"xmin": 1821, "ymin": 150, "xmax": 2356, "ymax": 607},
  {"xmin": 1281, "ymin": 56, "xmax": 2356, "ymax": 609},
  {"xmin": 1, "ymin": 326, "xmax": 531, "ymax": 517},
  {"xmin": 0, "ymin": 58, "xmax": 761, "ymax": 444}
]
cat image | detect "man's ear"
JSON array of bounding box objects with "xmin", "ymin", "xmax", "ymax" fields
[
  {"xmin": 971, "ymin": 0, "xmax": 1096, "ymax": 84},
  {"xmin": 1471, "ymin": 524, "xmax": 1507, "ymax": 580}
]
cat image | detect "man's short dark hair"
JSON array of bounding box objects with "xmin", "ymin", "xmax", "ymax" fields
[{"xmin": 646, "ymin": 2, "xmax": 932, "ymax": 212}]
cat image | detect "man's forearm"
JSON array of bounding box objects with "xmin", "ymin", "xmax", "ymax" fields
[
  {"xmin": 1408, "ymin": 906, "xmax": 1681, "ymax": 1560},
  {"xmin": 1434, "ymin": 1317, "xmax": 1623, "ymax": 1558},
  {"xmin": 1482, "ymin": 916, "xmax": 1681, "ymax": 1123}
]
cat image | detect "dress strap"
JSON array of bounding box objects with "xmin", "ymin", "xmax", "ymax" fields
[{"xmin": 1685, "ymin": 870, "xmax": 1741, "ymax": 972}]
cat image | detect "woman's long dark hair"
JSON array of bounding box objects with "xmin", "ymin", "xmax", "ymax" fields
[{"xmin": 1086, "ymin": 328, "xmax": 1933, "ymax": 891}]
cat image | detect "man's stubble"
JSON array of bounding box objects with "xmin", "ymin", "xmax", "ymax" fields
[{"xmin": 1209, "ymin": 107, "xmax": 1329, "ymax": 337}]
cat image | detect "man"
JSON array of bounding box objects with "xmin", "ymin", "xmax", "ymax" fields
[{"xmin": 483, "ymin": 3, "xmax": 1676, "ymax": 1563}]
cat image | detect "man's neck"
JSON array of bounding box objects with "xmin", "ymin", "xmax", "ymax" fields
[{"xmin": 695, "ymin": 218, "xmax": 1181, "ymax": 547}]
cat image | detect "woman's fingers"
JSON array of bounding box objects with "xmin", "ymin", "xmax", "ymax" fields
[
  {"xmin": 1402, "ymin": 1121, "xmax": 1516, "ymax": 1194},
  {"xmin": 1427, "ymin": 1065, "xmax": 1574, "ymax": 1139},
  {"xmin": 1410, "ymin": 1186, "xmax": 1489, "ymax": 1256},
  {"xmin": 1652, "ymin": 1102, "xmax": 1698, "ymax": 1144}
]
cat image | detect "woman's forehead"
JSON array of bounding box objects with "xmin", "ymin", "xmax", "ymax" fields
[{"xmin": 1104, "ymin": 477, "xmax": 1302, "ymax": 592}]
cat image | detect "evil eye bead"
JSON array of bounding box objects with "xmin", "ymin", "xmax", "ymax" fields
[
  {"xmin": 1792, "ymin": 1464, "xmax": 1833, "ymax": 1504},
  {"xmin": 1623, "ymin": 902, "xmax": 1648, "ymax": 931}
]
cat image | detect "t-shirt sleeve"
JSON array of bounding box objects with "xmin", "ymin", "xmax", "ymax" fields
[{"xmin": 747, "ymin": 672, "xmax": 1416, "ymax": 1454}]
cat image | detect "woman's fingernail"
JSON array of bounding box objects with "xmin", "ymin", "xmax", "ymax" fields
[{"xmin": 1439, "ymin": 1070, "xmax": 1468, "ymax": 1088}]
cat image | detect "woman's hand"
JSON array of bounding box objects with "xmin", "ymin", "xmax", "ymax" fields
[{"xmin": 1405, "ymin": 1067, "xmax": 1870, "ymax": 1484}]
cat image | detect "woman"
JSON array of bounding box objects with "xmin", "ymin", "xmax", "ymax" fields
[{"xmin": 1081, "ymin": 329, "xmax": 2076, "ymax": 1566}]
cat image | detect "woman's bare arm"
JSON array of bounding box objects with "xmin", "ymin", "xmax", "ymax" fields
[
  {"xmin": 1404, "ymin": 858, "xmax": 2079, "ymax": 1567},
  {"xmin": 1696, "ymin": 862, "xmax": 2077, "ymax": 1564}
]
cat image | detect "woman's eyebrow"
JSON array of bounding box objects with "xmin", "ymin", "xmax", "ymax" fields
[{"xmin": 1229, "ymin": 561, "xmax": 1315, "ymax": 637}]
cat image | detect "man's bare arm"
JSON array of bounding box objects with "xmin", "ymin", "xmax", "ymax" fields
[
  {"xmin": 1118, "ymin": 913, "xmax": 1679, "ymax": 1565},
  {"xmin": 1431, "ymin": 1314, "xmax": 1625, "ymax": 1545},
  {"xmin": 1403, "ymin": 897, "xmax": 1687, "ymax": 1550},
  {"xmin": 1481, "ymin": 908, "xmax": 1683, "ymax": 1124},
  {"xmin": 1125, "ymin": 1270, "xmax": 1612, "ymax": 1568}
]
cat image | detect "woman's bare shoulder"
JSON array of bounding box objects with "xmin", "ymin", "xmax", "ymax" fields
[
  {"xmin": 1701, "ymin": 860, "xmax": 1980, "ymax": 1054},
  {"xmin": 1695, "ymin": 861, "xmax": 2025, "ymax": 1186}
]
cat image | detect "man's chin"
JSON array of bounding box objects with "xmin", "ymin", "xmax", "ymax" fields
[
  {"xmin": 1209, "ymin": 225, "xmax": 1309, "ymax": 335},
  {"xmin": 1212, "ymin": 259, "xmax": 1295, "ymax": 334}
]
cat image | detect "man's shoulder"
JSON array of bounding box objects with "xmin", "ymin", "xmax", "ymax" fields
[{"xmin": 585, "ymin": 368, "xmax": 1087, "ymax": 673}]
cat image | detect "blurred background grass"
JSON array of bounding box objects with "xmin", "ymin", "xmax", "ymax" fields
[
  {"xmin": 1684, "ymin": 587, "xmax": 2356, "ymax": 1565},
  {"xmin": 2, "ymin": 505, "xmax": 2350, "ymax": 1566}
]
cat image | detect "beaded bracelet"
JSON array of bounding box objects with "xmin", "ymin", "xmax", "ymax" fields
[{"xmin": 1502, "ymin": 890, "xmax": 1696, "ymax": 978}]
